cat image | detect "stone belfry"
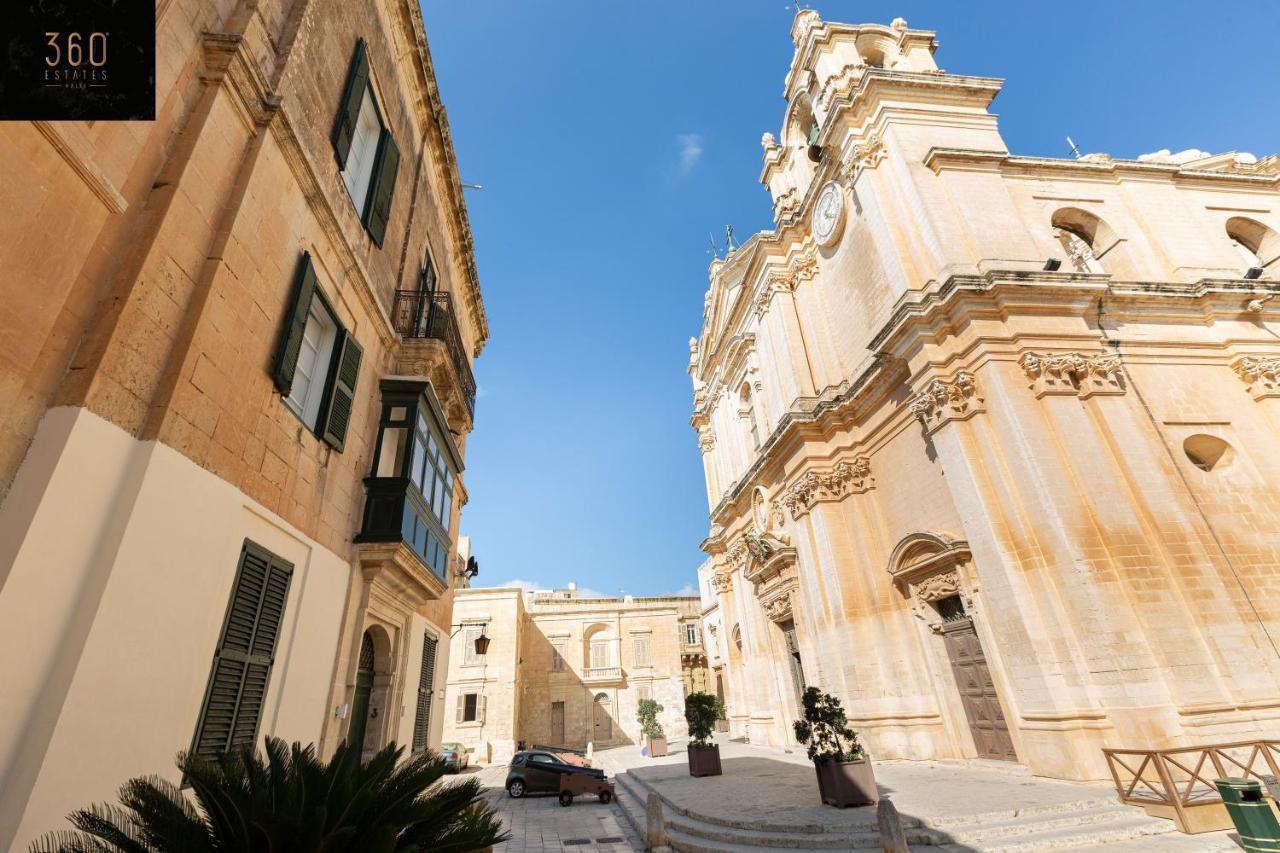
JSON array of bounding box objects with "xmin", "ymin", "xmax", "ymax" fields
[{"xmin": 692, "ymin": 8, "xmax": 1280, "ymax": 783}]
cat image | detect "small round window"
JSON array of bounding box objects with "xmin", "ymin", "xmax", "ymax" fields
[{"xmin": 1183, "ymin": 434, "xmax": 1234, "ymax": 472}]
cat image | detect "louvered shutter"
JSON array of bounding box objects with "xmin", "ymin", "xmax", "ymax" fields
[
  {"xmin": 411, "ymin": 632, "xmax": 438, "ymax": 753},
  {"xmin": 362, "ymin": 130, "xmax": 399, "ymax": 247},
  {"xmin": 319, "ymin": 331, "xmax": 362, "ymax": 451},
  {"xmin": 478, "ymin": 694, "xmax": 487, "ymax": 723},
  {"xmin": 455, "ymin": 695, "xmax": 464, "ymax": 724},
  {"xmin": 272, "ymin": 254, "xmax": 318, "ymax": 394},
  {"xmin": 331, "ymin": 40, "xmax": 370, "ymax": 168},
  {"xmin": 192, "ymin": 541, "xmax": 293, "ymax": 759}
]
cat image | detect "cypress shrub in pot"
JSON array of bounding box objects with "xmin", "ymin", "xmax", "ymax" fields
[
  {"xmin": 684, "ymin": 692, "xmax": 723, "ymax": 777},
  {"xmin": 637, "ymin": 698, "xmax": 667, "ymax": 757},
  {"xmin": 793, "ymin": 687, "xmax": 877, "ymax": 807}
]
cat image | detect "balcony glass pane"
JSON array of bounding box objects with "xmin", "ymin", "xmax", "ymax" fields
[
  {"xmin": 377, "ymin": 428, "xmax": 408, "ymax": 477},
  {"xmin": 412, "ymin": 436, "xmax": 428, "ymax": 490}
]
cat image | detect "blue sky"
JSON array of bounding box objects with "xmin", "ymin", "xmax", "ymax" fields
[{"xmin": 421, "ymin": 1, "xmax": 1280, "ymax": 597}]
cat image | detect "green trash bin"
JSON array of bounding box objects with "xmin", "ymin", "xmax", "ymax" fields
[{"xmin": 1216, "ymin": 778, "xmax": 1280, "ymax": 852}]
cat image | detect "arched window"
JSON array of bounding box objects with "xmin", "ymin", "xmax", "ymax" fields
[
  {"xmin": 739, "ymin": 383, "xmax": 761, "ymax": 449},
  {"xmin": 1226, "ymin": 217, "xmax": 1279, "ymax": 279},
  {"xmin": 583, "ymin": 624, "xmax": 614, "ymax": 670},
  {"xmin": 1051, "ymin": 208, "xmax": 1125, "ymax": 275}
]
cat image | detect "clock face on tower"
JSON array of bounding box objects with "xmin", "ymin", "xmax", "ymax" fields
[{"xmin": 812, "ymin": 181, "xmax": 846, "ymax": 247}]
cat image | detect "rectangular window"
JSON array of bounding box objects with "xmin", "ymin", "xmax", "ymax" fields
[
  {"xmin": 590, "ymin": 640, "xmax": 610, "ymax": 670},
  {"xmin": 684, "ymin": 624, "xmax": 700, "ymax": 645},
  {"xmin": 551, "ymin": 642, "xmax": 565, "ymax": 672},
  {"xmin": 331, "ymin": 40, "xmax": 400, "ymax": 246},
  {"xmin": 462, "ymin": 626, "xmax": 485, "ymax": 665},
  {"xmin": 272, "ymin": 253, "xmax": 363, "ymax": 450},
  {"xmin": 283, "ymin": 297, "xmax": 337, "ymax": 425},
  {"xmin": 191, "ymin": 540, "xmax": 293, "ymax": 759},
  {"xmin": 634, "ymin": 637, "xmax": 649, "ymax": 666},
  {"xmin": 457, "ymin": 692, "xmax": 484, "ymax": 724},
  {"xmin": 411, "ymin": 632, "xmax": 438, "ymax": 753},
  {"xmin": 341, "ymin": 88, "xmax": 381, "ymax": 213}
]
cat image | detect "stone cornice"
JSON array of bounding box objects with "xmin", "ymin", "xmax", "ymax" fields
[{"xmin": 925, "ymin": 147, "xmax": 1280, "ymax": 189}]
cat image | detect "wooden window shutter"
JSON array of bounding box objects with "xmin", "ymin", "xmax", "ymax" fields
[
  {"xmin": 318, "ymin": 330, "xmax": 362, "ymax": 451},
  {"xmin": 455, "ymin": 694, "xmax": 464, "ymax": 724},
  {"xmin": 271, "ymin": 253, "xmax": 318, "ymax": 394},
  {"xmin": 411, "ymin": 632, "xmax": 438, "ymax": 753},
  {"xmin": 331, "ymin": 40, "xmax": 370, "ymax": 168},
  {"xmin": 362, "ymin": 129, "xmax": 400, "ymax": 247},
  {"xmin": 192, "ymin": 540, "xmax": 293, "ymax": 759},
  {"xmin": 478, "ymin": 694, "xmax": 487, "ymax": 723}
]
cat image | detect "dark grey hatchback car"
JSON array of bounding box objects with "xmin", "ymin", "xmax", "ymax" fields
[{"xmin": 505, "ymin": 750, "xmax": 605, "ymax": 798}]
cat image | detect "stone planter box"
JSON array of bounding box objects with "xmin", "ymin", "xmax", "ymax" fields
[
  {"xmin": 646, "ymin": 737, "xmax": 667, "ymax": 757},
  {"xmin": 714, "ymin": 719, "xmax": 729, "ymax": 733},
  {"xmin": 687, "ymin": 744, "xmax": 722, "ymax": 777},
  {"xmin": 815, "ymin": 757, "xmax": 877, "ymax": 807}
]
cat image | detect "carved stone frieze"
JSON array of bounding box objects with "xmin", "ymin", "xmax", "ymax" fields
[
  {"xmin": 1232, "ymin": 354, "xmax": 1280, "ymax": 400},
  {"xmin": 1019, "ymin": 351, "xmax": 1126, "ymax": 399},
  {"xmin": 913, "ymin": 570, "xmax": 960, "ymax": 603},
  {"xmin": 781, "ymin": 456, "xmax": 873, "ymax": 519},
  {"xmin": 908, "ymin": 372, "xmax": 982, "ymax": 432},
  {"xmin": 762, "ymin": 591, "xmax": 794, "ymax": 623}
]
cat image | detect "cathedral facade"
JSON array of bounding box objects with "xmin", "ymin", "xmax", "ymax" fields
[{"xmin": 690, "ymin": 11, "xmax": 1280, "ymax": 782}]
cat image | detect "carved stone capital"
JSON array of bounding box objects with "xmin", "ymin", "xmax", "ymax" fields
[
  {"xmin": 909, "ymin": 372, "xmax": 983, "ymax": 432},
  {"xmin": 711, "ymin": 571, "xmax": 734, "ymax": 594},
  {"xmin": 840, "ymin": 132, "xmax": 886, "ymax": 183},
  {"xmin": 1018, "ymin": 352, "xmax": 1125, "ymax": 399},
  {"xmin": 781, "ymin": 456, "xmax": 872, "ymax": 519},
  {"xmin": 762, "ymin": 591, "xmax": 794, "ymax": 623},
  {"xmin": 1232, "ymin": 354, "xmax": 1280, "ymax": 400},
  {"xmin": 698, "ymin": 428, "xmax": 716, "ymax": 452}
]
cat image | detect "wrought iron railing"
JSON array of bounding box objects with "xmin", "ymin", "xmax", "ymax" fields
[
  {"xmin": 1103, "ymin": 740, "xmax": 1280, "ymax": 830},
  {"xmin": 391, "ymin": 289, "xmax": 476, "ymax": 417}
]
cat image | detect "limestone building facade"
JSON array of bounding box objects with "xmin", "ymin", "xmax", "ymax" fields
[
  {"xmin": 442, "ymin": 585, "xmax": 709, "ymax": 764},
  {"xmin": 0, "ymin": 0, "xmax": 486, "ymax": 847},
  {"xmin": 690, "ymin": 10, "xmax": 1280, "ymax": 783}
]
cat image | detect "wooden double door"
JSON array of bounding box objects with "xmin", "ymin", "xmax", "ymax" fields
[{"xmin": 941, "ymin": 617, "xmax": 1017, "ymax": 762}]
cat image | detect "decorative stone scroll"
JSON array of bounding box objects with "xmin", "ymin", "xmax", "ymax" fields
[
  {"xmin": 908, "ymin": 372, "xmax": 982, "ymax": 432},
  {"xmin": 781, "ymin": 456, "xmax": 873, "ymax": 520},
  {"xmin": 1231, "ymin": 354, "xmax": 1280, "ymax": 400},
  {"xmin": 886, "ymin": 532, "xmax": 978, "ymax": 635},
  {"xmin": 762, "ymin": 591, "xmax": 794, "ymax": 623},
  {"xmin": 1018, "ymin": 352, "xmax": 1126, "ymax": 399}
]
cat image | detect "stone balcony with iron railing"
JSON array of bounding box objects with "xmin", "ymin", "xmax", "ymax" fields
[{"xmin": 391, "ymin": 289, "xmax": 477, "ymax": 429}]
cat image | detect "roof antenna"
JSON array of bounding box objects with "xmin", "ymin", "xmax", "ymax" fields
[
  {"xmin": 708, "ymin": 231, "xmax": 721, "ymax": 259},
  {"xmin": 1066, "ymin": 136, "xmax": 1083, "ymax": 160}
]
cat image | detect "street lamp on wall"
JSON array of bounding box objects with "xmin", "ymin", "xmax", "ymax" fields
[{"xmin": 474, "ymin": 630, "xmax": 491, "ymax": 656}]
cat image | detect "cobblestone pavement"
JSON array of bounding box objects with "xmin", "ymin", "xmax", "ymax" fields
[{"xmin": 467, "ymin": 764, "xmax": 643, "ymax": 852}]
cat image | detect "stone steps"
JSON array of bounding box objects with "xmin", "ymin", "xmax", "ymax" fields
[{"xmin": 614, "ymin": 769, "xmax": 1187, "ymax": 852}]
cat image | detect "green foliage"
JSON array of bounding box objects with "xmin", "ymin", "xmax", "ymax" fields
[
  {"xmin": 29, "ymin": 737, "xmax": 510, "ymax": 853},
  {"xmin": 792, "ymin": 686, "xmax": 864, "ymax": 765},
  {"xmin": 683, "ymin": 692, "xmax": 720, "ymax": 748},
  {"xmin": 637, "ymin": 698, "xmax": 665, "ymax": 740}
]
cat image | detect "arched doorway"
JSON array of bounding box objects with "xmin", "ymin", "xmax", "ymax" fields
[
  {"xmin": 888, "ymin": 533, "xmax": 1018, "ymax": 763},
  {"xmin": 592, "ymin": 692, "xmax": 612, "ymax": 743},
  {"xmin": 347, "ymin": 626, "xmax": 394, "ymax": 761}
]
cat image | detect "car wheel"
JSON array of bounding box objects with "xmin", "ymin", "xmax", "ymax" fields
[
  {"xmin": 599, "ymin": 790, "xmax": 612, "ymax": 805},
  {"xmin": 559, "ymin": 791, "xmax": 573, "ymax": 807},
  {"xmin": 507, "ymin": 779, "xmax": 526, "ymax": 798}
]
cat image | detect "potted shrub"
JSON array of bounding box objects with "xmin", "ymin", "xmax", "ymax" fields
[
  {"xmin": 713, "ymin": 695, "xmax": 730, "ymax": 732},
  {"xmin": 793, "ymin": 686, "xmax": 877, "ymax": 807},
  {"xmin": 638, "ymin": 697, "xmax": 667, "ymax": 757},
  {"xmin": 684, "ymin": 692, "xmax": 723, "ymax": 777}
]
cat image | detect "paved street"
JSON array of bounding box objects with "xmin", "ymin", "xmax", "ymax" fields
[{"xmin": 467, "ymin": 764, "xmax": 643, "ymax": 852}]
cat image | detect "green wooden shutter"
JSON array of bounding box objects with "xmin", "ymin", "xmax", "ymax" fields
[
  {"xmin": 193, "ymin": 540, "xmax": 293, "ymax": 759},
  {"xmin": 272, "ymin": 253, "xmax": 318, "ymax": 394},
  {"xmin": 411, "ymin": 632, "xmax": 438, "ymax": 753},
  {"xmin": 362, "ymin": 130, "xmax": 400, "ymax": 247},
  {"xmin": 331, "ymin": 40, "xmax": 370, "ymax": 168},
  {"xmin": 318, "ymin": 330, "xmax": 363, "ymax": 451}
]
